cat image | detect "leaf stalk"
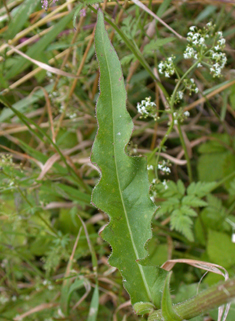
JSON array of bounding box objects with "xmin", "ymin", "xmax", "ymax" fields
[{"xmin": 148, "ymin": 276, "xmax": 235, "ymax": 321}]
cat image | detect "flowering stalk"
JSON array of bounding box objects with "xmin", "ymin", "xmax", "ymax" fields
[
  {"xmin": 167, "ymin": 60, "xmax": 200, "ymax": 182},
  {"xmin": 177, "ymin": 123, "xmax": 193, "ymax": 182}
]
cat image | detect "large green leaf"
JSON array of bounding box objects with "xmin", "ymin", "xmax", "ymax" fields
[
  {"xmin": 91, "ymin": 10, "xmax": 167, "ymax": 307},
  {"xmin": 207, "ymin": 230, "xmax": 235, "ymax": 268}
]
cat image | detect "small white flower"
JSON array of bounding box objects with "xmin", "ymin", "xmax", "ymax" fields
[
  {"xmin": 197, "ymin": 63, "xmax": 202, "ymax": 67},
  {"xmin": 165, "ymin": 72, "xmax": 170, "ymax": 78},
  {"xmin": 189, "ymin": 26, "xmax": 196, "ymax": 31},
  {"xmin": 178, "ymin": 91, "xmax": 184, "ymax": 100},
  {"xmin": 147, "ymin": 165, "xmax": 154, "ymax": 170},
  {"xmin": 162, "ymin": 180, "xmax": 168, "ymax": 190},
  {"xmin": 174, "ymin": 119, "xmax": 178, "ymax": 125},
  {"xmin": 199, "ymin": 37, "xmax": 205, "ymax": 45},
  {"xmin": 184, "ymin": 111, "xmax": 190, "ymax": 117},
  {"xmin": 218, "ymin": 38, "xmax": 225, "ymax": 46}
]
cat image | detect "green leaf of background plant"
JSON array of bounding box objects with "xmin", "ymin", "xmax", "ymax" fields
[
  {"xmin": 207, "ymin": 230, "xmax": 235, "ymax": 268},
  {"xmin": 87, "ymin": 284, "xmax": 99, "ymax": 321},
  {"xmin": 171, "ymin": 211, "xmax": 194, "ymax": 241},
  {"xmin": 6, "ymin": 9, "xmax": 75, "ymax": 80},
  {"xmin": 5, "ymin": 0, "xmax": 40, "ymax": 40},
  {"xmin": 143, "ymin": 38, "xmax": 176, "ymax": 54},
  {"xmin": 0, "ymin": 81, "xmax": 63, "ymax": 121},
  {"xmin": 161, "ymin": 272, "xmax": 182, "ymax": 321},
  {"xmin": 182, "ymin": 195, "xmax": 207, "ymax": 207},
  {"xmin": 187, "ymin": 182, "xmax": 216, "ymax": 198},
  {"xmin": 91, "ymin": 10, "xmax": 167, "ymax": 307}
]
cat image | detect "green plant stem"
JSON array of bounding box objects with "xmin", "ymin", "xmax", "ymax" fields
[
  {"xmin": 2, "ymin": 0, "xmax": 11, "ymax": 21},
  {"xmin": 148, "ymin": 276, "xmax": 235, "ymax": 321},
  {"xmin": 170, "ymin": 60, "xmax": 200, "ymax": 106},
  {"xmin": 177, "ymin": 123, "xmax": 193, "ymax": 182},
  {"xmin": 213, "ymin": 171, "xmax": 235, "ymax": 190},
  {"xmin": 148, "ymin": 115, "xmax": 174, "ymax": 165},
  {"xmin": 227, "ymin": 201, "xmax": 235, "ymax": 216},
  {"xmin": 148, "ymin": 60, "xmax": 201, "ymax": 168}
]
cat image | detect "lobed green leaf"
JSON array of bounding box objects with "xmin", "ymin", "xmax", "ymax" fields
[{"xmin": 91, "ymin": 10, "xmax": 167, "ymax": 307}]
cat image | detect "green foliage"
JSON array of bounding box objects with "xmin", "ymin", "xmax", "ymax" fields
[
  {"xmin": 0, "ymin": 1, "xmax": 235, "ymax": 320},
  {"xmin": 91, "ymin": 10, "xmax": 167, "ymax": 307},
  {"xmin": 154, "ymin": 180, "xmax": 215, "ymax": 241},
  {"xmin": 207, "ymin": 230, "xmax": 235, "ymax": 269},
  {"xmin": 5, "ymin": 0, "xmax": 40, "ymax": 40},
  {"xmin": 161, "ymin": 272, "xmax": 182, "ymax": 321},
  {"xmin": 197, "ymin": 134, "xmax": 235, "ymax": 189}
]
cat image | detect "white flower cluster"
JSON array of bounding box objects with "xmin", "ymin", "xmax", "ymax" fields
[
  {"xmin": 183, "ymin": 46, "xmax": 197, "ymax": 60},
  {"xmin": 158, "ymin": 56, "xmax": 175, "ymax": 78},
  {"xmin": 209, "ymin": 51, "xmax": 227, "ymax": 77},
  {"xmin": 176, "ymin": 90, "xmax": 184, "ymax": 102},
  {"xmin": 158, "ymin": 160, "xmax": 171, "ymax": 174},
  {"xmin": 184, "ymin": 22, "xmax": 227, "ymax": 78},
  {"xmin": 184, "ymin": 78, "xmax": 199, "ymax": 94},
  {"xmin": 173, "ymin": 109, "xmax": 190, "ymax": 124},
  {"xmin": 186, "ymin": 25, "xmax": 210, "ymax": 48},
  {"xmin": 137, "ymin": 97, "xmax": 157, "ymax": 120}
]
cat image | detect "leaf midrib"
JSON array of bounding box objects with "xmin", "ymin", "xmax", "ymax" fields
[{"xmin": 101, "ymin": 30, "xmax": 151, "ymax": 302}]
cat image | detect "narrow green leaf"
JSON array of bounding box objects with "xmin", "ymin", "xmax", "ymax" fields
[
  {"xmin": 6, "ymin": 0, "xmax": 40, "ymax": 40},
  {"xmin": 0, "ymin": 81, "xmax": 63, "ymax": 121},
  {"xmin": 73, "ymin": 4, "xmax": 83, "ymax": 29},
  {"xmin": 156, "ymin": 0, "xmax": 173, "ymax": 18},
  {"xmin": 91, "ymin": 10, "xmax": 167, "ymax": 307},
  {"xmin": 61, "ymin": 278, "xmax": 87, "ymax": 315},
  {"xmin": 195, "ymin": 5, "xmax": 217, "ymax": 22},
  {"xmin": 6, "ymin": 9, "xmax": 75, "ymax": 80},
  {"xmin": 56, "ymin": 183, "xmax": 91, "ymax": 205},
  {"xmin": 161, "ymin": 272, "xmax": 182, "ymax": 321},
  {"xmin": 87, "ymin": 284, "xmax": 99, "ymax": 321},
  {"xmin": 0, "ymin": 95, "xmax": 91, "ymax": 192}
]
